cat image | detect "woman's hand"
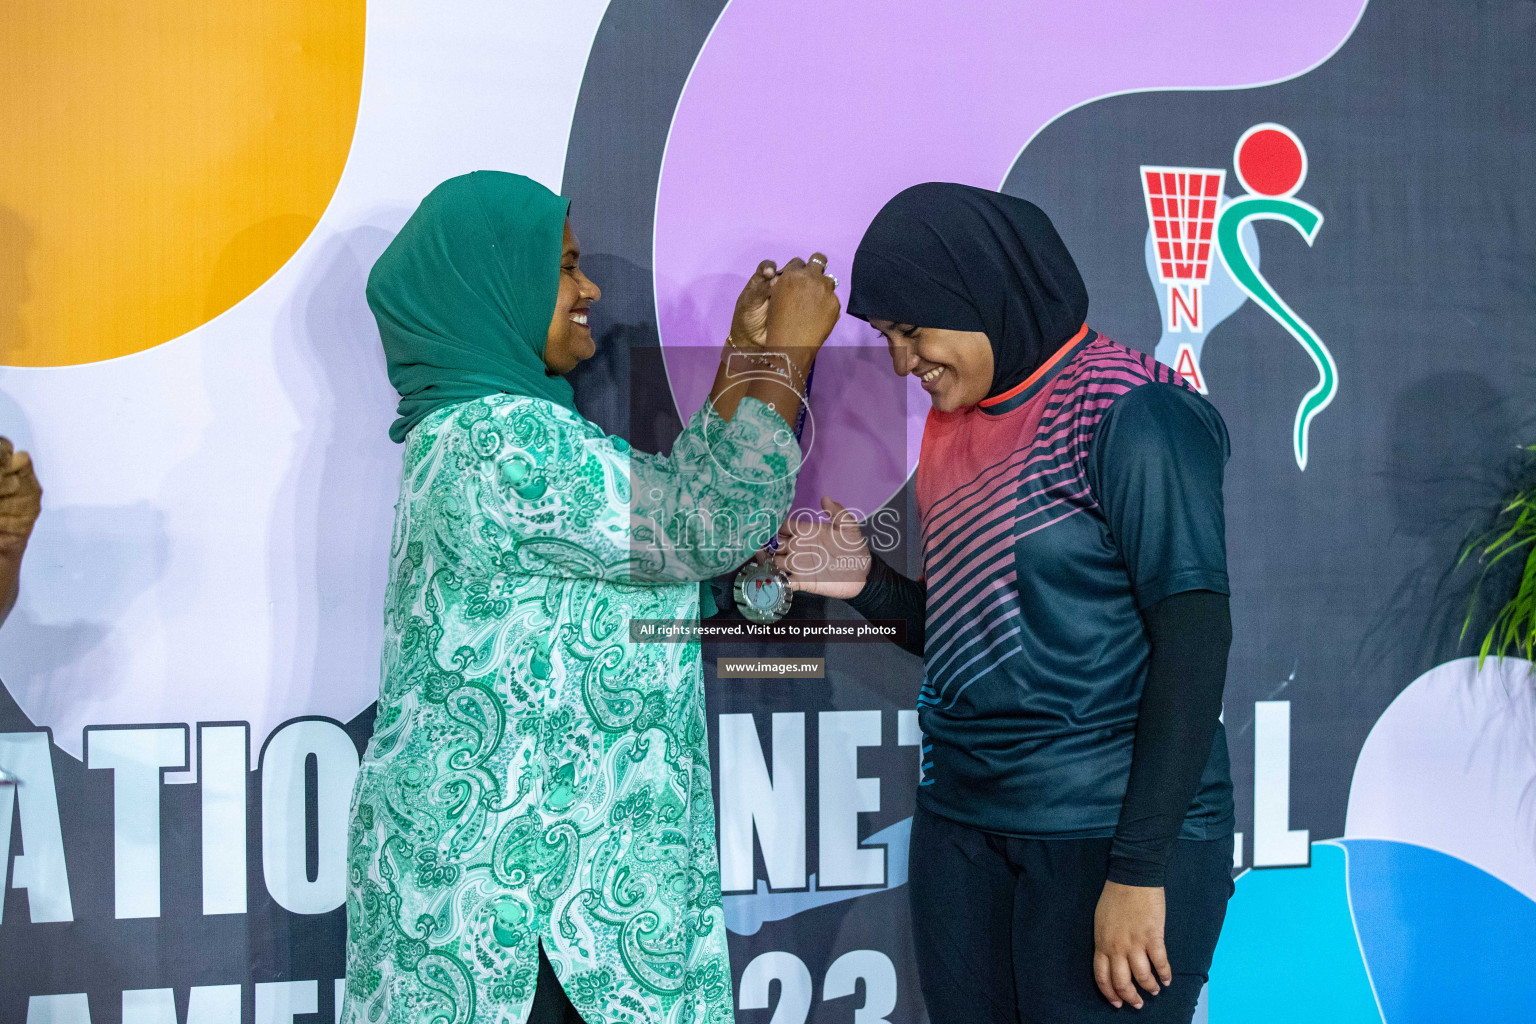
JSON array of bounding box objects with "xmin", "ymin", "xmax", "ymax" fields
[
  {"xmin": 0, "ymin": 439, "xmax": 41, "ymax": 559},
  {"xmin": 714, "ymin": 253, "xmax": 837, "ymax": 433},
  {"xmin": 1093, "ymin": 881, "xmax": 1172, "ymax": 1010},
  {"xmin": 0, "ymin": 437, "xmax": 42, "ymax": 627},
  {"xmin": 764, "ymin": 254, "xmax": 841, "ymax": 354},
  {"xmin": 772, "ymin": 496, "xmax": 870, "ymax": 600},
  {"xmin": 731, "ymin": 260, "xmax": 779, "ymax": 348}
]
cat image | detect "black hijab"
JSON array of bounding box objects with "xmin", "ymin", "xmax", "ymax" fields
[{"xmin": 847, "ymin": 182, "xmax": 1089, "ymax": 400}]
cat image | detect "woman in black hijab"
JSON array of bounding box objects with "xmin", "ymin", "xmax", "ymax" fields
[{"xmin": 777, "ymin": 183, "xmax": 1236, "ymax": 1023}]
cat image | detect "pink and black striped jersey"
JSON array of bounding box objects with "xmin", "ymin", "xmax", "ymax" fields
[{"xmin": 911, "ymin": 328, "xmax": 1235, "ymax": 839}]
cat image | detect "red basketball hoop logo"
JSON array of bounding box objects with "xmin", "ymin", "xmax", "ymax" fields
[
  {"xmin": 1141, "ymin": 166, "xmax": 1226, "ymax": 335},
  {"xmin": 1141, "ymin": 123, "xmax": 1334, "ymax": 471}
]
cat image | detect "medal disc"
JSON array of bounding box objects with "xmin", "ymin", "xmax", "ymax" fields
[{"xmin": 733, "ymin": 562, "xmax": 793, "ymax": 623}]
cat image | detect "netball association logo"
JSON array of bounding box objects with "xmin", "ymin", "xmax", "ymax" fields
[{"xmin": 1141, "ymin": 123, "xmax": 1335, "ymax": 470}]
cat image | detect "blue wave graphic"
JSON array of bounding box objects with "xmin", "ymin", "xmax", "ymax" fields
[
  {"xmin": 1341, "ymin": 839, "xmax": 1536, "ymax": 1024},
  {"xmin": 1210, "ymin": 839, "xmax": 1536, "ymax": 1023},
  {"xmin": 1210, "ymin": 842, "xmax": 1382, "ymax": 1023}
]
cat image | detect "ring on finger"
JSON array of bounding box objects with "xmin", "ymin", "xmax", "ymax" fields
[
  {"xmin": 808, "ymin": 255, "xmax": 827, "ymax": 267},
  {"xmin": 827, "ymin": 274, "xmax": 839, "ymax": 290}
]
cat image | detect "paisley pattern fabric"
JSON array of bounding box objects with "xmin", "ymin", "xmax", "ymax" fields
[{"xmin": 341, "ymin": 393, "xmax": 800, "ymax": 1024}]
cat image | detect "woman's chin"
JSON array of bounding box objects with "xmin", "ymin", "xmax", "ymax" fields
[
  {"xmin": 929, "ymin": 379, "xmax": 991, "ymax": 412},
  {"xmin": 544, "ymin": 333, "xmax": 596, "ymax": 374}
]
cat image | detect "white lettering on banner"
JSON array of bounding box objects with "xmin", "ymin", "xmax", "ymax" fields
[
  {"xmin": 22, "ymin": 983, "xmax": 348, "ymax": 1022},
  {"xmin": 740, "ymin": 951, "xmax": 899, "ymax": 1024},
  {"xmin": 719, "ymin": 713, "xmax": 806, "ymax": 891},
  {"xmin": 199, "ymin": 724, "xmax": 250, "ymax": 916},
  {"xmin": 1253, "ymin": 700, "xmax": 1310, "ymax": 867},
  {"xmin": 1220, "ymin": 705, "xmax": 1245, "ymax": 870},
  {"xmin": 824, "ymin": 949, "xmax": 898, "ymax": 1024},
  {"xmin": 254, "ymin": 981, "xmax": 317, "ymax": 1024},
  {"xmin": 85, "ymin": 725, "xmax": 190, "ymax": 920},
  {"xmin": 123, "ymin": 986, "xmax": 241, "ymax": 1024},
  {"xmin": 0, "ymin": 731, "xmax": 74, "ymax": 923},
  {"xmin": 720, "ymin": 711, "xmax": 924, "ymax": 897},
  {"xmin": 26, "ymin": 994, "xmax": 91, "ymax": 1024},
  {"xmin": 738, "ymin": 952, "xmax": 813, "ymax": 1024},
  {"xmin": 259, "ymin": 720, "xmax": 358, "ymax": 915},
  {"xmin": 818, "ymin": 711, "xmax": 884, "ymax": 888},
  {"xmin": 897, "ymin": 710, "xmax": 923, "ymax": 803}
]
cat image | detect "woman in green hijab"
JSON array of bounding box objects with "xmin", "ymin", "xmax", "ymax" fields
[{"xmin": 341, "ymin": 171, "xmax": 839, "ymax": 1024}]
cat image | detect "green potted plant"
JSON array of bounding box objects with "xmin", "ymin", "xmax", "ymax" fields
[{"xmin": 1462, "ymin": 446, "xmax": 1536, "ymax": 665}]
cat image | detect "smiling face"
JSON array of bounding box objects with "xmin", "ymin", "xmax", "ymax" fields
[
  {"xmin": 869, "ymin": 319, "xmax": 994, "ymax": 412},
  {"xmin": 542, "ymin": 220, "xmax": 602, "ymax": 375}
]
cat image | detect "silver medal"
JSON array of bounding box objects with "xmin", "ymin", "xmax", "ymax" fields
[{"xmin": 733, "ymin": 561, "xmax": 793, "ymax": 623}]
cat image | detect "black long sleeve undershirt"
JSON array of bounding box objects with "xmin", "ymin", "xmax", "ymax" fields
[
  {"xmin": 1107, "ymin": 588, "xmax": 1232, "ymax": 887},
  {"xmin": 845, "ymin": 551, "xmax": 926, "ymax": 657}
]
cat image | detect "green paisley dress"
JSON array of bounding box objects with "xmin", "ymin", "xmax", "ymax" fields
[{"xmin": 342, "ymin": 393, "xmax": 800, "ymax": 1024}]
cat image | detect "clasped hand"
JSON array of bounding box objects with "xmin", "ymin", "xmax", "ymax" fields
[
  {"xmin": 0, "ymin": 437, "xmax": 41, "ymax": 559},
  {"xmin": 731, "ymin": 254, "xmax": 841, "ymax": 354}
]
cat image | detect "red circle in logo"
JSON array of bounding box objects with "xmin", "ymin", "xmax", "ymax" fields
[{"xmin": 1235, "ymin": 127, "xmax": 1305, "ymax": 196}]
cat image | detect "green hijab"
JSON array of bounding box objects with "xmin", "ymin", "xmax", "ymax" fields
[
  {"xmin": 370, "ymin": 171, "xmax": 722, "ymax": 615},
  {"xmin": 369, "ymin": 171, "xmax": 576, "ymax": 444}
]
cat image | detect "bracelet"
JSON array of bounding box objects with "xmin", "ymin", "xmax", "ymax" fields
[
  {"xmin": 723, "ymin": 347, "xmax": 809, "ymax": 399},
  {"xmin": 724, "ymin": 346, "xmax": 805, "ymax": 384}
]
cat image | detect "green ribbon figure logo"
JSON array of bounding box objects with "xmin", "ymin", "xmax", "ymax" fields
[{"xmin": 1216, "ymin": 123, "xmax": 1334, "ymax": 471}]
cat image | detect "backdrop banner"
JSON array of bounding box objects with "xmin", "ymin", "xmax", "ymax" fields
[{"xmin": 3, "ymin": 2, "xmax": 1534, "ymax": 1022}]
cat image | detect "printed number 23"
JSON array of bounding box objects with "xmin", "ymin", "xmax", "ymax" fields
[{"xmin": 739, "ymin": 949, "xmax": 898, "ymax": 1024}]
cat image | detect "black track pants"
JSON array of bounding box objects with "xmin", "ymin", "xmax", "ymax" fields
[{"xmin": 907, "ymin": 806, "xmax": 1233, "ymax": 1023}]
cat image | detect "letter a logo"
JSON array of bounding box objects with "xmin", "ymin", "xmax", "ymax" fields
[{"xmin": 1173, "ymin": 342, "xmax": 1208, "ymax": 394}]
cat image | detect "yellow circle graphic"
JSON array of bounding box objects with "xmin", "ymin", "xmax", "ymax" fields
[{"xmin": 0, "ymin": 0, "xmax": 366, "ymax": 366}]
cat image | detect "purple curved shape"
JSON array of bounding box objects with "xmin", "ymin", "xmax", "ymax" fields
[{"xmin": 655, "ymin": 0, "xmax": 1367, "ymax": 518}]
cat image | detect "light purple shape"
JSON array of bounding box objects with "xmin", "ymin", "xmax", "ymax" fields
[{"xmin": 654, "ymin": 0, "xmax": 1367, "ymax": 520}]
